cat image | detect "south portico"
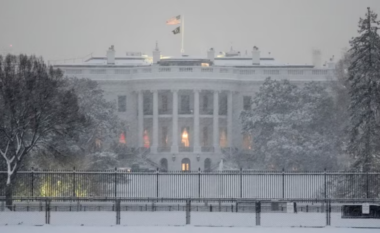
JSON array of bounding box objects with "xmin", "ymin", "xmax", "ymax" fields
[{"xmin": 136, "ymin": 88, "xmax": 233, "ymax": 171}]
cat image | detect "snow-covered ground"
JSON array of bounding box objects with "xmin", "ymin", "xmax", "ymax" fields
[
  {"xmin": 0, "ymin": 212, "xmax": 379, "ymax": 228},
  {"xmin": 0, "ymin": 226, "xmax": 379, "ymax": 233}
]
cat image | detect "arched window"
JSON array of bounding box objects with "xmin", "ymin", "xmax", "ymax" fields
[
  {"xmin": 160, "ymin": 158, "xmax": 168, "ymax": 172},
  {"xmin": 204, "ymin": 158, "xmax": 211, "ymax": 172},
  {"xmin": 181, "ymin": 158, "xmax": 191, "ymax": 171}
]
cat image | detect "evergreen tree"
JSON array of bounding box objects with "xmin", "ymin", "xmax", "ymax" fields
[
  {"xmin": 348, "ymin": 7, "xmax": 380, "ymax": 172},
  {"xmin": 240, "ymin": 78, "xmax": 340, "ymax": 171}
]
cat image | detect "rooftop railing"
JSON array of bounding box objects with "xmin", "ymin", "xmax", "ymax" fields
[{"xmin": 59, "ymin": 66, "xmax": 334, "ymax": 81}]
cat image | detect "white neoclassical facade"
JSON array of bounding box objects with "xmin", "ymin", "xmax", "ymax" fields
[{"xmin": 55, "ymin": 45, "xmax": 335, "ymax": 171}]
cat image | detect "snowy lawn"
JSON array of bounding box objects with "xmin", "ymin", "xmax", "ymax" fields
[
  {"xmin": 0, "ymin": 226, "xmax": 379, "ymax": 233},
  {"xmin": 0, "ymin": 212, "xmax": 380, "ymax": 228}
]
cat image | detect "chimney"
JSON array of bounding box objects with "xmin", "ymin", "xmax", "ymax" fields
[
  {"xmin": 312, "ymin": 49, "xmax": 322, "ymax": 68},
  {"xmin": 252, "ymin": 46, "xmax": 260, "ymax": 65},
  {"xmin": 327, "ymin": 55, "xmax": 335, "ymax": 69},
  {"xmin": 152, "ymin": 42, "xmax": 161, "ymax": 64},
  {"xmin": 207, "ymin": 48, "xmax": 215, "ymax": 63},
  {"xmin": 107, "ymin": 45, "xmax": 115, "ymax": 65}
]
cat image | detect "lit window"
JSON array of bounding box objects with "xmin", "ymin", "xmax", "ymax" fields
[
  {"xmin": 243, "ymin": 133, "xmax": 252, "ymax": 150},
  {"xmin": 118, "ymin": 95, "xmax": 127, "ymax": 112},
  {"xmin": 181, "ymin": 158, "xmax": 190, "ymax": 171},
  {"xmin": 181, "ymin": 127, "xmax": 190, "ymax": 147},
  {"xmin": 119, "ymin": 132, "xmax": 126, "ymax": 144},
  {"xmin": 220, "ymin": 128, "xmax": 227, "ymax": 148},
  {"xmin": 162, "ymin": 126, "xmax": 168, "ymax": 147},
  {"xmin": 143, "ymin": 130, "xmax": 150, "ymax": 148}
]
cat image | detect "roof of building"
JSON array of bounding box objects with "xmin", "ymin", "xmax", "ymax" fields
[{"xmin": 84, "ymin": 57, "xmax": 151, "ymax": 66}]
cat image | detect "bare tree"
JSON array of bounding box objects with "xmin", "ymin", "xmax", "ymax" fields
[{"xmin": 0, "ymin": 54, "xmax": 83, "ymax": 208}]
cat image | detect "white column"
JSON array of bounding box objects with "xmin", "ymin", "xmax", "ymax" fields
[
  {"xmin": 193, "ymin": 90, "xmax": 201, "ymax": 153},
  {"xmin": 227, "ymin": 91, "xmax": 233, "ymax": 148},
  {"xmin": 213, "ymin": 91, "xmax": 220, "ymax": 153},
  {"xmin": 138, "ymin": 91, "xmax": 144, "ymax": 148},
  {"xmin": 171, "ymin": 90, "xmax": 179, "ymax": 153},
  {"xmin": 151, "ymin": 90, "xmax": 158, "ymax": 153}
]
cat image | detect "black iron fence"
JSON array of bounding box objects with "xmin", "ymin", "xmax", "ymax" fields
[{"xmin": 0, "ymin": 170, "xmax": 379, "ymax": 199}]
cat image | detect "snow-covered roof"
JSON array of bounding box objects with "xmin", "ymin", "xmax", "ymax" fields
[
  {"xmin": 84, "ymin": 57, "xmax": 150, "ymax": 66},
  {"xmin": 55, "ymin": 55, "xmax": 313, "ymax": 68}
]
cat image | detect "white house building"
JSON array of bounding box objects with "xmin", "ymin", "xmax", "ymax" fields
[{"xmin": 55, "ymin": 45, "xmax": 335, "ymax": 171}]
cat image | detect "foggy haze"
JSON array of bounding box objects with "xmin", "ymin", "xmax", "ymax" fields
[{"xmin": 1, "ymin": 0, "xmax": 379, "ymax": 64}]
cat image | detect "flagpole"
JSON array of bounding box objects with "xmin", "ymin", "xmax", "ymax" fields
[{"xmin": 181, "ymin": 14, "xmax": 185, "ymax": 54}]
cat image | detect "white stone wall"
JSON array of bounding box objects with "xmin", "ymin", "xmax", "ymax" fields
[{"xmin": 56, "ymin": 65, "xmax": 334, "ymax": 170}]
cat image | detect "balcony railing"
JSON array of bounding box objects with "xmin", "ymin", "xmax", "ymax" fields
[
  {"xmin": 179, "ymin": 147, "xmax": 193, "ymax": 152},
  {"xmin": 179, "ymin": 109, "xmax": 193, "ymax": 115},
  {"xmin": 201, "ymin": 147, "xmax": 214, "ymax": 152},
  {"xmin": 60, "ymin": 66, "xmax": 334, "ymax": 83},
  {"xmin": 159, "ymin": 108, "xmax": 172, "ymax": 115},
  {"xmin": 144, "ymin": 109, "xmax": 153, "ymax": 115},
  {"xmin": 157, "ymin": 147, "xmax": 170, "ymax": 152},
  {"xmin": 200, "ymin": 109, "xmax": 213, "ymax": 115}
]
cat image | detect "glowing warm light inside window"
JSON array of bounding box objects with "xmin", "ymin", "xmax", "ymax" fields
[
  {"xmin": 201, "ymin": 63, "xmax": 209, "ymax": 67},
  {"xmin": 243, "ymin": 134, "xmax": 252, "ymax": 150},
  {"xmin": 119, "ymin": 133, "xmax": 126, "ymax": 144},
  {"xmin": 220, "ymin": 129, "xmax": 227, "ymax": 148},
  {"xmin": 182, "ymin": 163, "xmax": 189, "ymax": 171},
  {"xmin": 181, "ymin": 128, "xmax": 189, "ymax": 147},
  {"xmin": 143, "ymin": 130, "xmax": 150, "ymax": 148}
]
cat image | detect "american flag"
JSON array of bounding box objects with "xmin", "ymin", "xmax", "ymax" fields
[{"xmin": 166, "ymin": 15, "xmax": 181, "ymax": 25}]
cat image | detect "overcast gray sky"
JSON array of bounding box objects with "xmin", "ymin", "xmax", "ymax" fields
[{"xmin": 1, "ymin": 0, "xmax": 379, "ymax": 65}]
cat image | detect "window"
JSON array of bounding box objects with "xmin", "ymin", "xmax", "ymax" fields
[
  {"xmin": 181, "ymin": 127, "xmax": 190, "ymax": 147},
  {"xmin": 162, "ymin": 126, "xmax": 168, "ymax": 147},
  {"xmin": 219, "ymin": 128, "xmax": 227, "ymax": 148},
  {"xmin": 243, "ymin": 96, "xmax": 252, "ymax": 111},
  {"xmin": 243, "ymin": 133, "xmax": 252, "ymax": 150},
  {"xmin": 143, "ymin": 94, "xmax": 152, "ymax": 115},
  {"xmin": 160, "ymin": 158, "xmax": 168, "ymax": 172},
  {"xmin": 181, "ymin": 95, "xmax": 190, "ymax": 113},
  {"xmin": 119, "ymin": 131, "xmax": 126, "ymax": 144},
  {"xmin": 202, "ymin": 127, "xmax": 208, "ymax": 147},
  {"xmin": 118, "ymin": 95, "xmax": 127, "ymax": 112},
  {"xmin": 143, "ymin": 129, "xmax": 150, "ymax": 148},
  {"xmin": 181, "ymin": 158, "xmax": 191, "ymax": 171},
  {"xmin": 219, "ymin": 95, "xmax": 227, "ymax": 115},
  {"xmin": 204, "ymin": 158, "xmax": 211, "ymax": 172},
  {"xmin": 162, "ymin": 95, "xmax": 168, "ymax": 112},
  {"xmin": 202, "ymin": 95, "xmax": 208, "ymax": 112}
]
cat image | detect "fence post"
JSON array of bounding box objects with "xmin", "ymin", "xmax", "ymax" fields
[
  {"xmin": 240, "ymin": 168, "xmax": 243, "ymax": 198},
  {"xmin": 325, "ymin": 200, "xmax": 331, "ymax": 226},
  {"xmin": 114, "ymin": 167, "xmax": 117, "ymax": 198},
  {"xmin": 73, "ymin": 167, "xmax": 76, "ymax": 197},
  {"xmin": 366, "ymin": 171, "xmax": 369, "ymax": 198},
  {"xmin": 186, "ymin": 199, "xmax": 191, "ymax": 225},
  {"xmin": 156, "ymin": 168, "xmax": 159, "ymax": 198},
  {"xmin": 45, "ymin": 199, "xmax": 51, "ymax": 225},
  {"xmin": 282, "ymin": 168, "xmax": 285, "ymax": 199},
  {"xmin": 324, "ymin": 168, "xmax": 327, "ymax": 199},
  {"xmin": 31, "ymin": 167, "xmax": 34, "ymax": 198},
  {"xmin": 255, "ymin": 201, "xmax": 261, "ymax": 226},
  {"xmin": 116, "ymin": 199, "xmax": 121, "ymax": 225},
  {"xmin": 198, "ymin": 168, "xmax": 201, "ymax": 198}
]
